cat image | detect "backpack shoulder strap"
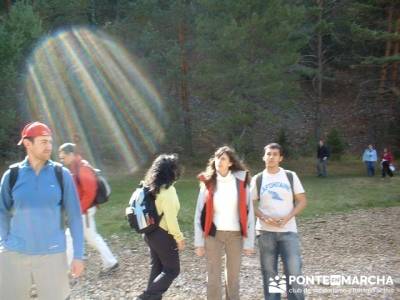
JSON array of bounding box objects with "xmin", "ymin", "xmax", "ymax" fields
[
  {"xmin": 9, "ymin": 163, "xmax": 20, "ymax": 192},
  {"xmin": 53, "ymin": 163, "xmax": 64, "ymax": 206},
  {"xmin": 284, "ymin": 170, "xmax": 295, "ymax": 205},
  {"xmin": 8, "ymin": 163, "xmax": 20, "ymax": 206},
  {"xmin": 53, "ymin": 163, "xmax": 66, "ymax": 229},
  {"xmin": 255, "ymin": 172, "xmax": 263, "ymax": 201},
  {"xmin": 152, "ymin": 191, "xmax": 164, "ymax": 220}
]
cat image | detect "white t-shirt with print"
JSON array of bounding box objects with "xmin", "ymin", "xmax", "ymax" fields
[{"xmin": 250, "ymin": 168, "xmax": 305, "ymax": 233}]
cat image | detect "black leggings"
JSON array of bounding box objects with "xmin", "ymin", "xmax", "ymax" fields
[
  {"xmin": 139, "ymin": 228, "xmax": 180, "ymax": 300},
  {"xmin": 382, "ymin": 161, "xmax": 394, "ymax": 178}
]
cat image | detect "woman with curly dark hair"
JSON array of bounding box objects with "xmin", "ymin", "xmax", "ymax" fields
[
  {"xmin": 194, "ymin": 146, "xmax": 255, "ymax": 300},
  {"xmin": 137, "ymin": 154, "xmax": 185, "ymax": 300}
]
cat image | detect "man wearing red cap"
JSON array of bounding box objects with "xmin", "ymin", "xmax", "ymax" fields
[{"xmin": 0, "ymin": 122, "xmax": 85, "ymax": 300}]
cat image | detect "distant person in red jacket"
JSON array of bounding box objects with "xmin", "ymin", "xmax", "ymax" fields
[
  {"xmin": 381, "ymin": 147, "xmax": 394, "ymax": 178},
  {"xmin": 59, "ymin": 143, "xmax": 118, "ymax": 274}
]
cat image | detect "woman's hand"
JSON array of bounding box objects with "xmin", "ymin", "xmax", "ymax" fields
[
  {"xmin": 195, "ymin": 247, "xmax": 205, "ymax": 257},
  {"xmin": 177, "ymin": 240, "xmax": 185, "ymax": 251},
  {"xmin": 243, "ymin": 248, "xmax": 255, "ymax": 256}
]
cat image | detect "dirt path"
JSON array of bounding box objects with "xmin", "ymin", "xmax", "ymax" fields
[{"xmin": 70, "ymin": 207, "xmax": 400, "ymax": 299}]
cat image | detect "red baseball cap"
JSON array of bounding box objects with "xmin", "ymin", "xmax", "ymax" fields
[{"xmin": 17, "ymin": 122, "xmax": 52, "ymax": 145}]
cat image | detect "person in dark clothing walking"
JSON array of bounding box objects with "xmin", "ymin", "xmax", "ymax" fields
[
  {"xmin": 317, "ymin": 140, "xmax": 330, "ymax": 177},
  {"xmin": 136, "ymin": 154, "xmax": 185, "ymax": 300}
]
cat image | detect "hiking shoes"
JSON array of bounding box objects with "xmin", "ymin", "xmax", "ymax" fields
[{"xmin": 99, "ymin": 262, "xmax": 119, "ymax": 276}]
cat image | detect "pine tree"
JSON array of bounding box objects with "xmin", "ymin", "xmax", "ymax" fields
[
  {"xmin": 106, "ymin": 0, "xmax": 196, "ymax": 155},
  {"xmin": 193, "ymin": 0, "xmax": 307, "ymax": 155},
  {"xmin": 0, "ymin": 1, "xmax": 42, "ymax": 158},
  {"xmin": 326, "ymin": 128, "xmax": 345, "ymax": 160},
  {"xmin": 337, "ymin": 1, "xmax": 400, "ymax": 146}
]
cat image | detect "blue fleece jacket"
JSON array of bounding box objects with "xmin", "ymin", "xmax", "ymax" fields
[
  {"xmin": 0, "ymin": 158, "xmax": 84, "ymax": 259},
  {"xmin": 362, "ymin": 149, "xmax": 377, "ymax": 162}
]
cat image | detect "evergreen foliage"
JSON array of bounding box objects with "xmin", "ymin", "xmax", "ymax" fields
[
  {"xmin": 327, "ymin": 128, "xmax": 345, "ymax": 160},
  {"xmin": 0, "ymin": 1, "xmax": 42, "ymax": 158},
  {"xmin": 277, "ymin": 128, "xmax": 290, "ymax": 158},
  {"xmin": 0, "ymin": 0, "xmax": 399, "ymax": 160}
]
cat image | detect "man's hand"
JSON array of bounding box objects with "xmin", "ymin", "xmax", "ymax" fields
[
  {"xmin": 260, "ymin": 214, "xmax": 280, "ymax": 226},
  {"xmin": 272, "ymin": 215, "xmax": 292, "ymax": 227},
  {"xmin": 70, "ymin": 259, "xmax": 84, "ymax": 278},
  {"xmin": 177, "ymin": 240, "xmax": 185, "ymax": 251},
  {"xmin": 195, "ymin": 247, "xmax": 205, "ymax": 257},
  {"xmin": 261, "ymin": 214, "xmax": 292, "ymax": 227},
  {"xmin": 243, "ymin": 248, "xmax": 255, "ymax": 256}
]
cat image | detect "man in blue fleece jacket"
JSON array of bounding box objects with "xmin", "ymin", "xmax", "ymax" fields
[{"xmin": 0, "ymin": 122, "xmax": 84, "ymax": 300}]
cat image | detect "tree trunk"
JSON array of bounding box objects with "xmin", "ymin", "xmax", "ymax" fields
[
  {"xmin": 178, "ymin": 19, "xmax": 193, "ymax": 155},
  {"xmin": 379, "ymin": 5, "xmax": 393, "ymax": 93},
  {"xmin": 315, "ymin": 0, "xmax": 324, "ymax": 140},
  {"xmin": 391, "ymin": 15, "xmax": 400, "ymax": 83},
  {"xmin": 5, "ymin": 0, "xmax": 11, "ymax": 12},
  {"xmin": 114, "ymin": 0, "xmax": 120, "ymax": 22},
  {"xmin": 89, "ymin": 0, "xmax": 96, "ymax": 25},
  {"xmin": 391, "ymin": 13, "xmax": 400, "ymax": 115},
  {"xmin": 376, "ymin": 5, "xmax": 395, "ymax": 145}
]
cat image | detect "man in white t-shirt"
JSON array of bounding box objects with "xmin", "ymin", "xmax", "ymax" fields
[{"xmin": 250, "ymin": 143, "xmax": 307, "ymax": 300}]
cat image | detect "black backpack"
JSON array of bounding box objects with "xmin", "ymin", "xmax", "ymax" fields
[
  {"xmin": 125, "ymin": 185, "xmax": 163, "ymax": 234},
  {"xmin": 91, "ymin": 168, "xmax": 111, "ymax": 206},
  {"xmin": 76, "ymin": 163, "xmax": 111, "ymax": 207}
]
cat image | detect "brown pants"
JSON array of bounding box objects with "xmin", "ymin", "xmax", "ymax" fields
[{"xmin": 205, "ymin": 230, "xmax": 243, "ymax": 300}]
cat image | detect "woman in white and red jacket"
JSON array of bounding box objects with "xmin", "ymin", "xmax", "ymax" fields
[{"xmin": 194, "ymin": 146, "xmax": 255, "ymax": 300}]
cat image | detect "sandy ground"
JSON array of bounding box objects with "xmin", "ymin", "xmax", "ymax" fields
[{"xmin": 70, "ymin": 207, "xmax": 400, "ymax": 300}]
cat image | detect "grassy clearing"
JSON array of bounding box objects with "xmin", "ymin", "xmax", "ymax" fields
[{"xmin": 95, "ymin": 157, "xmax": 400, "ymax": 238}]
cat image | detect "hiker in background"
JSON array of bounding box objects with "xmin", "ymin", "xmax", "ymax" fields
[
  {"xmin": 381, "ymin": 147, "xmax": 394, "ymax": 178},
  {"xmin": 362, "ymin": 144, "xmax": 378, "ymax": 176},
  {"xmin": 194, "ymin": 146, "xmax": 255, "ymax": 300},
  {"xmin": 59, "ymin": 143, "xmax": 118, "ymax": 275},
  {"xmin": 316, "ymin": 139, "xmax": 330, "ymax": 177},
  {"xmin": 0, "ymin": 122, "xmax": 84, "ymax": 300},
  {"xmin": 251, "ymin": 143, "xmax": 307, "ymax": 300},
  {"xmin": 136, "ymin": 154, "xmax": 185, "ymax": 300}
]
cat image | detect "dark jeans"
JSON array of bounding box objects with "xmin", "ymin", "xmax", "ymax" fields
[
  {"xmin": 139, "ymin": 228, "xmax": 180, "ymax": 300},
  {"xmin": 382, "ymin": 161, "xmax": 393, "ymax": 178},
  {"xmin": 316, "ymin": 159, "xmax": 327, "ymax": 177},
  {"xmin": 365, "ymin": 161, "xmax": 375, "ymax": 176}
]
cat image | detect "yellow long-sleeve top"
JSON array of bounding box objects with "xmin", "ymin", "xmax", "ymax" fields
[{"xmin": 155, "ymin": 185, "xmax": 184, "ymax": 242}]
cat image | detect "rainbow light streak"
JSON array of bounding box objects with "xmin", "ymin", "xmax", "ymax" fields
[
  {"xmin": 22, "ymin": 27, "xmax": 167, "ymax": 173},
  {"xmin": 70, "ymin": 29, "xmax": 160, "ymax": 160},
  {"xmin": 27, "ymin": 39, "xmax": 96, "ymax": 165}
]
